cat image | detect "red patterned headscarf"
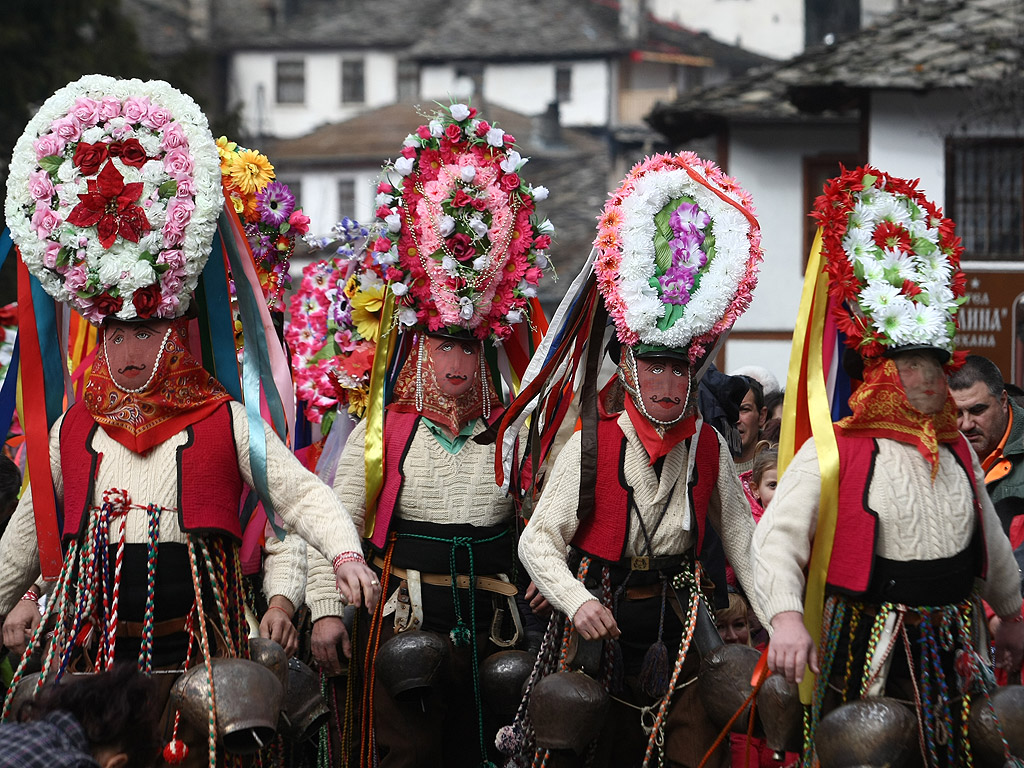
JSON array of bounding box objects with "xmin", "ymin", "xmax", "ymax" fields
[
  {"xmin": 84, "ymin": 318, "xmax": 232, "ymax": 454},
  {"xmin": 389, "ymin": 335, "xmax": 500, "ymax": 435},
  {"xmin": 837, "ymin": 357, "xmax": 960, "ymax": 477}
]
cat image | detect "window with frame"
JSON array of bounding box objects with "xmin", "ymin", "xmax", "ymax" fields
[
  {"xmin": 276, "ymin": 59, "xmax": 305, "ymax": 105},
  {"xmin": 341, "ymin": 58, "xmax": 365, "ymax": 104},
  {"xmin": 555, "ymin": 66, "xmax": 572, "ymax": 103},
  {"xmin": 801, "ymin": 153, "xmax": 864, "ymax": 263},
  {"xmin": 946, "ymin": 138, "xmax": 1024, "ymax": 261},
  {"xmin": 338, "ymin": 178, "xmax": 356, "ymax": 218}
]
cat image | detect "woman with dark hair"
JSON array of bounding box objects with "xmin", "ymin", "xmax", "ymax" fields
[{"xmin": 0, "ymin": 664, "xmax": 161, "ymax": 768}]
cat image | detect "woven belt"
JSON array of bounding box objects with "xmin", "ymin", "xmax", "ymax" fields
[
  {"xmin": 116, "ymin": 616, "xmax": 189, "ymax": 638},
  {"xmin": 372, "ymin": 556, "xmax": 517, "ymax": 596}
]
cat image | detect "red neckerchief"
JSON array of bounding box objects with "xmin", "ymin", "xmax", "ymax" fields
[
  {"xmin": 623, "ymin": 394, "xmax": 697, "ymax": 464},
  {"xmin": 84, "ymin": 318, "xmax": 232, "ymax": 454},
  {"xmin": 388, "ymin": 337, "xmax": 500, "ymax": 435},
  {"xmin": 837, "ymin": 357, "xmax": 960, "ymax": 478}
]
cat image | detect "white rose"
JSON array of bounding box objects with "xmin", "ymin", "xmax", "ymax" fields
[
  {"xmin": 399, "ymin": 308, "xmax": 418, "ymax": 326},
  {"xmin": 428, "ymin": 120, "xmax": 443, "ymax": 138},
  {"xmin": 394, "ymin": 156, "xmax": 415, "ymax": 176},
  {"xmin": 458, "ymin": 296, "xmax": 475, "ymax": 320},
  {"xmin": 460, "ymin": 166, "xmax": 476, "ymax": 183},
  {"xmin": 507, "ymin": 309, "xmax": 523, "ymax": 324},
  {"xmin": 439, "ymin": 215, "xmax": 456, "ymax": 237},
  {"xmin": 531, "ymin": 185, "xmax": 549, "ymax": 201},
  {"xmin": 538, "ymin": 218, "xmax": 555, "ymax": 234},
  {"xmin": 81, "ymin": 126, "xmax": 105, "ymax": 143},
  {"xmin": 119, "ymin": 164, "xmax": 142, "ymax": 185},
  {"xmin": 141, "ymin": 159, "xmax": 165, "ymax": 185},
  {"xmin": 442, "ymin": 256, "xmax": 458, "ymax": 276},
  {"xmin": 391, "ymin": 282, "xmax": 409, "ymax": 297},
  {"xmin": 535, "ymin": 252, "xmax": 549, "ymax": 269},
  {"xmin": 403, "ymin": 134, "xmax": 419, "ymax": 148},
  {"xmin": 486, "ymin": 127, "xmax": 505, "ymax": 148},
  {"xmin": 138, "ymin": 134, "xmax": 161, "ymax": 156},
  {"xmin": 472, "ymin": 255, "xmax": 488, "ymax": 271},
  {"xmin": 500, "ymin": 151, "xmax": 523, "ymax": 173},
  {"xmin": 468, "ymin": 217, "xmax": 488, "ymax": 238},
  {"xmin": 56, "ymin": 161, "xmax": 80, "ymax": 184},
  {"xmin": 385, "ymin": 212, "xmax": 402, "ymax": 233},
  {"xmin": 450, "ymin": 104, "xmax": 470, "ymax": 121},
  {"xmin": 376, "ymin": 192, "xmax": 394, "ymax": 206},
  {"xmin": 128, "ymin": 258, "xmax": 157, "ymax": 288}
]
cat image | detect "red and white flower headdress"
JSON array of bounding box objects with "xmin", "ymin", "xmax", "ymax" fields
[
  {"xmin": 370, "ymin": 103, "xmax": 554, "ymax": 343},
  {"xmin": 813, "ymin": 166, "xmax": 965, "ymax": 360},
  {"xmin": 5, "ymin": 74, "xmax": 221, "ymax": 323},
  {"xmin": 594, "ymin": 152, "xmax": 762, "ymax": 362}
]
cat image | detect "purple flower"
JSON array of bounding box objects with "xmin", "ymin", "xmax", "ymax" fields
[
  {"xmin": 659, "ymin": 264, "xmax": 698, "ymax": 305},
  {"xmin": 670, "ymin": 227, "xmax": 707, "ymax": 268},
  {"xmin": 256, "ymin": 181, "xmax": 296, "ymax": 228},
  {"xmin": 669, "ymin": 201, "xmax": 710, "ymax": 232}
]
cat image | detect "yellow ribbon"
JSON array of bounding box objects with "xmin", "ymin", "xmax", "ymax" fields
[
  {"xmin": 362, "ymin": 288, "xmax": 398, "ymax": 538},
  {"xmin": 779, "ymin": 227, "xmax": 841, "ymax": 703}
]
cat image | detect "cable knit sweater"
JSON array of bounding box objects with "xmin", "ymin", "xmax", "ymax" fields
[
  {"xmin": 0, "ymin": 400, "xmax": 362, "ymax": 614},
  {"xmin": 519, "ymin": 411, "xmax": 757, "ymax": 621},
  {"xmin": 306, "ymin": 417, "xmax": 514, "ymax": 621},
  {"xmin": 751, "ymin": 436, "xmax": 1024, "ymax": 621}
]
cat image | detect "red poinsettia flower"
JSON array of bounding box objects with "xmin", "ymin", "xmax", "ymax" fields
[
  {"xmin": 66, "ymin": 160, "xmax": 150, "ymax": 248},
  {"xmin": 873, "ymin": 221, "xmax": 912, "ymax": 252}
]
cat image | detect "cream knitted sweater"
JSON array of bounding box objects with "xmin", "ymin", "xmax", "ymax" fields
[
  {"xmin": 519, "ymin": 411, "xmax": 756, "ymax": 621},
  {"xmin": 751, "ymin": 436, "xmax": 1024, "ymax": 621},
  {"xmin": 0, "ymin": 401, "xmax": 363, "ymax": 614},
  {"xmin": 306, "ymin": 417, "xmax": 514, "ymax": 621}
]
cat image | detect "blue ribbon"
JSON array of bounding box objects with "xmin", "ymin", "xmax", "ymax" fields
[
  {"xmin": 0, "ymin": 230, "xmax": 18, "ymax": 438},
  {"xmin": 200, "ymin": 229, "xmax": 242, "ymax": 402}
]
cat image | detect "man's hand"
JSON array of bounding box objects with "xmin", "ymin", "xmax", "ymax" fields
[
  {"xmin": 259, "ymin": 596, "xmax": 299, "ymax": 656},
  {"xmin": 572, "ymin": 599, "xmax": 620, "ymax": 641},
  {"xmin": 992, "ymin": 612, "xmax": 1024, "ymax": 673},
  {"xmin": 3, "ymin": 599, "xmax": 41, "ymax": 658},
  {"xmin": 334, "ymin": 559, "xmax": 380, "ymax": 611},
  {"xmin": 312, "ymin": 616, "xmax": 350, "ymax": 676},
  {"xmin": 767, "ymin": 611, "xmax": 819, "ymax": 684},
  {"xmin": 525, "ymin": 581, "xmax": 552, "ymax": 618}
]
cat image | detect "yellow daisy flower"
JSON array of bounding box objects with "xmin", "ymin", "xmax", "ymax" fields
[
  {"xmin": 227, "ymin": 149, "xmax": 275, "ymax": 196},
  {"xmin": 216, "ymin": 136, "xmax": 238, "ymax": 173},
  {"xmin": 350, "ymin": 284, "xmax": 386, "ymax": 341},
  {"xmin": 346, "ymin": 387, "xmax": 369, "ymax": 417}
]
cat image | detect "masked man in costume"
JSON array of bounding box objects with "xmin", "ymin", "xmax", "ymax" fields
[
  {"xmin": 514, "ymin": 152, "xmax": 763, "ymax": 768},
  {"xmin": 303, "ymin": 103, "xmax": 554, "ymax": 768},
  {"xmin": 0, "ymin": 75, "xmax": 377, "ymax": 765},
  {"xmin": 753, "ymin": 167, "xmax": 1023, "ymax": 768}
]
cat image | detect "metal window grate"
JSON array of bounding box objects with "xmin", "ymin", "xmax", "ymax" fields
[
  {"xmin": 276, "ymin": 59, "xmax": 305, "ymax": 105},
  {"xmin": 948, "ymin": 139, "xmax": 1024, "ymax": 261}
]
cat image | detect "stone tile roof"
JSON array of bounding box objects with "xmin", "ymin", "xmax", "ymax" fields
[
  {"xmin": 266, "ymin": 103, "xmax": 611, "ymax": 306},
  {"xmin": 647, "ymin": 0, "xmax": 1021, "ymax": 142}
]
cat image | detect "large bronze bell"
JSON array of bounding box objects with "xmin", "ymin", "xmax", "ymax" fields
[
  {"xmin": 170, "ymin": 658, "xmax": 284, "ymax": 754},
  {"xmin": 529, "ymin": 671, "xmax": 610, "ymax": 754},
  {"xmin": 248, "ymin": 637, "xmax": 288, "ymax": 691},
  {"xmin": 374, "ymin": 629, "xmax": 450, "ymax": 699},
  {"xmin": 479, "ymin": 649, "xmax": 534, "ymax": 723},
  {"xmin": 697, "ymin": 643, "xmax": 764, "ymax": 736},
  {"xmin": 280, "ymin": 658, "xmax": 330, "ymax": 742},
  {"xmin": 756, "ymin": 672, "xmax": 803, "ymax": 755},
  {"xmin": 968, "ymin": 686, "xmax": 1024, "ymax": 767},
  {"xmin": 814, "ymin": 698, "xmax": 917, "ymax": 768}
]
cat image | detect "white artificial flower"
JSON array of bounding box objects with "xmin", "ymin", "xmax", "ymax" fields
[
  {"xmin": 394, "ymin": 157, "xmax": 415, "ymax": 176},
  {"xmin": 537, "ymin": 218, "xmax": 554, "ymax": 234},
  {"xmin": 535, "ymin": 252, "xmax": 549, "ymax": 269},
  {"xmin": 56, "ymin": 160, "xmax": 80, "ymax": 184},
  {"xmin": 460, "ymin": 166, "xmax": 476, "ymax": 183},
  {"xmin": 127, "ymin": 258, "xmax": 157, "ymax": 289},
  {"xmin": 500, "ymin": 151, "xmax": 522, "ymax": 174},
  {"xmin": 486, "ymin": 127, "xmax": 505, "ymax": 147},
  {"xmin": 506, "ymin": 309, "xmax": 523, "ymax": 324},
  {"xmin": 472, "ymin": 255, "xmax": 489, "ymax": 271},
  {"xmin": 518, "ymin": 279, "xmax": 537, "ymax": 298},
  {"xmin": 81, "ymin": 126, "xmax": 105, "ymax": 144},
  {"xmin": 439, "ymin": 215, "xmax": 456, "ymax": 237},
  {"xmin": 458, "ymin": 295, "xmax": 475, "ymax": 320},
  {"xmin": 442, "ymin": 255, "xmax": 458, "ymax": 276},
  {"xmin": 859, "ymin": 281, "xmax": 900, "ymax": 314},
  {"xmin": 391, "ymin": 282, "xmax": 409, "ymax": 297},
  {"xmin": 428, "ymin": 120, "xmax": 443, "ymax": 138},
  {"xmin": 530, "ymin": 185, "xmax": 549, "ymax": 201},
  {"xmin": 403, "ymin": 134, "xmax": 419, "ymax": 148},
  {"xmin": 376, "ymin": 192, "xmax": 395, "ymax": 207},
  {"xmin": 385, "ymin": 212, "xmax": 402, "ymax": 233},
  {"xmin": 908, "ymin": 303, "xmax": 945, "ymax": 344},
  {"xmin": 468, "ymin": 216, "xmax": 488, "ymax": 238},
  {"xmin": 450, "ymin": 104, "xmax": 470, "ymax": 121},
  {"xmin": 399, "ymin": 308, "xmax": 418, "ymax": 326}
]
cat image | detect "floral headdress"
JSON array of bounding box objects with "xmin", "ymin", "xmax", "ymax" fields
[
  {"xmin": 286, "ymin": 218, "xmax": 379, "ymax": 430},
  {"xmin": 217, "ymin": 137, "xmax": 310, "ymax": 311},
  {"xmin": 5, "ymin": 74, "xmax": 222, "ymax": 323},
  {"xmin": 813, "ymin": 166, "xmax": 966, "ymax": 361},
  {"xmin": 594, "ymin": 152, "xmax": 762, "ymax": 363},
  {"xmin": 370, "ymin": 103, "xmax": 554, "ymax": 343}
]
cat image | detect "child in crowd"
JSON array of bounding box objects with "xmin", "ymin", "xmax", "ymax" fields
[{"xmin": 741, "ymin": 442, "xmax": 778, "ymax": 523}]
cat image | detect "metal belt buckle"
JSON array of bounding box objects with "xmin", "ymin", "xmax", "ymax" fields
[{"xmin": 631, "ymin": 556, "xmax": 650, "ymax": 571}]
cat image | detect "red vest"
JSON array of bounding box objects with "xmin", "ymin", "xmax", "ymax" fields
[
  {"xmin": 827, "ymin": 429, "xmax": 987, "ymax": 595},
  {"xmin": 571, "ymin": 418, "xmax": 720, "ymax": 561},
  {"xmin": 369, "ymin": 409, "xmax": 505, "ymax": 549},
  {"xmin": 59, "ymin": 401, "xmax": 245, "ymax": 542}
]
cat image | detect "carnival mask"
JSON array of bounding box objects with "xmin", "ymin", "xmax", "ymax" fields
[
  {"xmin": 634, "ymin": 356, "xmax": 690, "ymax": 425},
  {"xmin": 104, "ymin": 319, "xmax": 173, "ymax": 392},
  {"xmin": 427, "ymin": 336, "xmax": 480, "ymax": 399},
  {"xmin": 893, "ymin": 351, "xmax": 948, "ymax": 415}
]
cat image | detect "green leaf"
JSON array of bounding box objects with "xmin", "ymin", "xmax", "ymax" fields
[
  {"xmin": 913, "ymin": 237, "xmax": 936, "ymax": 257},
  {"xmin": 39, "ymin": 155, "xmax": 63, "ymax": 178},
  {"xmin": 861, "ymin": 173, "xmax": 877, "ymax": 189},
  {"xmin": 158, "ymin": 179, "xmax": 178, "ymax": 199},
  {"xmin": 321, "ymin": 409, "xmax": 337, "ymax": 437},
  {"xmin": 852, "ymin": 258, "xmax": 866, "ymax": 282},
  {"xmin": 309, "ymin": 341, "xmax": 340, "ymax": 363},
  {"xmin": 55, "ymin": 247, "xmax": 70, "ymax": 269}
]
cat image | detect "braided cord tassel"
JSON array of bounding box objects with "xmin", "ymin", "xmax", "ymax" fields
[
  {"xmin": 198, "ymin": 538, "xmax": 234, "ymax": 652},
  {"xmin": 138, "ymin": 504, "xmax": 161, "ymax": 674},
  {"xmin": 187, "ymin": 537, "xmax": 218, "ymax": 768},
  {"xmin": 106, "ymin": 508, "xmax": 129, "ymax": 670}
]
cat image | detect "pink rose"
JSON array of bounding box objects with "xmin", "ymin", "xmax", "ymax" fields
[
  {"xmin": 288, "ymin": 210, "xmax": 310, "ymax": 235},
  {"xmin": 157, "ymin": 291, "xmax": 181, "ymax": 318},
  {"xmin": 64, "ymin": 264, "xmax": 88, "ymax": 292},
  {"xmin": 70, "ymin": 97, "xmax": 101, "ymax": 128},
  {"xmin": 27, "ymin": 170, "xmax": 55, "ymax": 202},
  {"xmin": 121, "ymin": 96, "xmax": 150, "ymax": 124},
  {"xmin": 163, "ymin": 148, "xmax": 194, "ymax": 180},
  {"xmin": 161, "ymin": 123, "xmax": 188, "ymax": 151},
  {"xmin": 142, "ymin": 105, "xmax": 173, "ymax": 130},
  {"xmin": 43, "ymin": 241, "xmax": 61, "ymax": 268},
  {"xmin": 524, "ymin": 266, "xmax": 544, "ymax": 285},
  {"xmin": 31, "ymin": 203, "xmax": 61, "ymax": 238},
  {"xmin": 98, "ymin": 96, "xmax": 122, "ymax": 121},
  {"xmin": 33, "ymin": 133, "xmax": 66, "ymax": 160},
  {"xmin": 162, "ymin": 197, "xmax": 195, "ymax": 247},
  {"xmin": 444, "ymin": 123, "xmax": 462, "ymax": 143},
  {"xmin": 175, "ymin": 177, "xmax": 196, "ymax": 198},
  {"xmin": 49, "ymin": 116, "xmax": 82, "ymax": 144},
  {"xmin": 157, "ymin": 249, "xmax": 186, "ymax": 269},
  {"xmin": 499, "ymin": 173, "xmax": 520, "ymax": 193},
  {"xmin": 160, "ymin": 269, "xmax": 184, "ymax": 294}
]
